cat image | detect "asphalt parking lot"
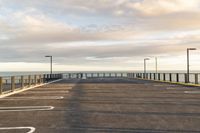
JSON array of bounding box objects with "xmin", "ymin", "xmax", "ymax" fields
[{"xmin": 0, "ymin": 78, "xmax": 200, "ymax": 133}]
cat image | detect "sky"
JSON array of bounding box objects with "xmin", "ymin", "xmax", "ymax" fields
[{"xmin": 0, "ymin": 0, "xmax": 200, "ymax": 71}]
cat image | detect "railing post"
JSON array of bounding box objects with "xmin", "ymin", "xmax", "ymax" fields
[
  {"xmin": 28, "ymin": 75, "xmax": 31, "ymax": 87},
  {"xmin": 195, "ymin": 74, "xmax": 198, "ymax": 84},
  {"xmin": 11, "ymin": 76, "xmax": 15, "ymax": 92},
  {"xmin": 176, "ymin": 73, "xmax": 179, "ymax": 83},
  {"xmin": 21, "ymin": 76, "xmax": 24, "ymax": 89},
  {"xmin": 146, "ymin": 73, "xmax": 148, "ymax": 79},
  {"xmin": 39, "ymin": 75, "xmax": 42, "ymax": 84},
  {"xmin": 163, "ymin": 73, "xmax": 166, "ymax": 81},
  {"xmin": 34, "ymin": 75, "xmax": 37, "ymax": 85},
  {"xmin": 185, "ymin": 73, "xmax": 189, "ymax": 83},
  {"xmin": 158, "ymin": 73, "xmax": 160, "ymax": 80},
  {"xmin": 0, "ymin": 77, "xmax": 3, "ymax": 94},
  {"xmin": 169, "ymin": 73, "xmax": 172, "ymax": 82}
]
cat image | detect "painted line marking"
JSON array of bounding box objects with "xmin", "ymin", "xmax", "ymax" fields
[
  {"xmin": 0, "ymin": 127, "xmax": 35, "ymax": 133},
  {"xmin": 22, "ymin": 91, "xmax": 69, "ymax": 94},
  {"xmin": 0, "ymin": 106, "xmax": 54, "ymax": 112},
  {"xmin": 184, "ymin": 91, "xmax": 200, "ymax": 94},
  {"xmin": 154, "ymin": 85, "xmax": 178, "ymax": 87},
  {"xmin": 1, "ymin": 96, "xmax": 64, "ymax": 100}
]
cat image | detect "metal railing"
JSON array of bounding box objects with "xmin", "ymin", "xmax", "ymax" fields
[
  {"xmin": 63, "ymin": 72, "xmax": 128, "ymax": 79},
  {"xmin": 0, "ymin": 74, "xmax": 62, "ymax": 95},
  {"xmin": 127, "ymin": 73, "xmax": 200, "ymax": 85}
]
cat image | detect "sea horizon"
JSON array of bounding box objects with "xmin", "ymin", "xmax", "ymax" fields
[{"xmin": 1, "ymin": 70, "xmax": 200, "ymax": 77}]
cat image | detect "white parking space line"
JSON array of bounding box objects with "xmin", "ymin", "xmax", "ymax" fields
[
  {"xmin": 184, "ymin": 91, "xmax": 200, "ymax": 94},
  {"xmin": 0, "ymin": 106, "xmax": 54, "ymax": 112},
  {"xmin": 22, "ymin": 91, "xmax": 69, "ymax": 94},
  {"xmin": 0, "ymin": 96, "xmax": 64, "ymax": 100},
  {"xmin": 0, "ymin": 127, "xmax": 35, "ymax": 133}
]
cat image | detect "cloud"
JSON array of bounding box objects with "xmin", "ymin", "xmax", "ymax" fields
[
  {"xmin": 0, "ymin": 0, "xmax": 200, "ymax": 71},
  {"xmin": 129, "ymin": 0, "xmax": 200, "ymax": 16}
]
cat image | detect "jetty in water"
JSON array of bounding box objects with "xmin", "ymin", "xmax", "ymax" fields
[{"xmin": 0, "ymin": 72, "xmax": 200, "ymax": 132}]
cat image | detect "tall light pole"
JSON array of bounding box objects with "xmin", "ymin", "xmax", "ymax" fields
[
  {"xmin": 187, "ymin": 48, "xmax": 197, "ymax": 83},
  {"xmin": 45, "ymin": 55, "xmax": 53, "ymax": 74},
  {"xmin": 155, "ymin": 57, "xmax": 158, "ymax": 74},
  {"xmin": 144, "ymin": 58, "xmax": 150, "ymax": 74}
]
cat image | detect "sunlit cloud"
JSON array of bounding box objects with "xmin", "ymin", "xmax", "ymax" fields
[{"xmin": 0, "ymin": 0, "xmax": 200, "ymax": 71}]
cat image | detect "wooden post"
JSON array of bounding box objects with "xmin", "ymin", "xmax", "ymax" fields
[
  {"xmin": 195, "ymin": 74, "xmax": 198, "ymax": 84},
  {"xmin": 21, "ymin": 76, "xmax": 24, "ymax": 89},
  {"xmin": 11, "ymin": 76, "xmax": 15, "ymax": 92},
  {"xmin": 0, "ymin": 77, "xmax": 3, "ymax": 94}
]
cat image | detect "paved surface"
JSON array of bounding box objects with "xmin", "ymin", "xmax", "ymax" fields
[{"xmin": 0, "ymin": 78, "xmax": 200, "ymax": 133}]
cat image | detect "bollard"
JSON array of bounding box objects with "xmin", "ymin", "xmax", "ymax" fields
[
  {"xmin": 0, "ymin": 77, "xmax": 3, "ymax": 94},
  {"xmin": 154, "ymin": 73, "xmax": 156, "ymax": 80},
  {"xmin": 21, "ymin": 76, "xmax": 24, "ymax": 89},
  {"xmin": 195, "ymin": 74, "xmax": 198, "ymax": 84},
  {"xmin": 176, "ymin": 73, "xmax": 179, "ymax": 83},
  {"xmin": 11, "ymin": 76, "xmax": 15, "ymax": 92}
]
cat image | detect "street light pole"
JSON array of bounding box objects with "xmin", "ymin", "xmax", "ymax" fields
[
  {"xmin": 155, "ymin": 57, "xmax": 158, "ymax": 74},
  {"xmin": 187, "ymin": 48, "xmax": 196, "ymax": 83},
  {"xmin": 144, "ymin": 58, "xmax": 150, "ymax": 78},
  {"xmin": 45, "ymin": 55, "xmax": 53, "ymax": 74}
]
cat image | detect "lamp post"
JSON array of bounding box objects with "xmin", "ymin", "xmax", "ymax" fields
[
  {"xmin": 144, "ymin": 58, "xmax": 150, "ymax": 78},
  {"xmin": 155, "ymin": 57, "xmax": 158, "ymax": 74},
  {"xmin": 187, "ymin": 48, "xmax": 197, "ymax": 83},
  {"xmin": 45, "ymin": 55, "xmax": 53, "ymax": 75}
]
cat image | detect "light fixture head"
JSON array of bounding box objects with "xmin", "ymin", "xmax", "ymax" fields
[{"xmin": 187, "ymin": 48, "xmax": 197, "ymax": 51}]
